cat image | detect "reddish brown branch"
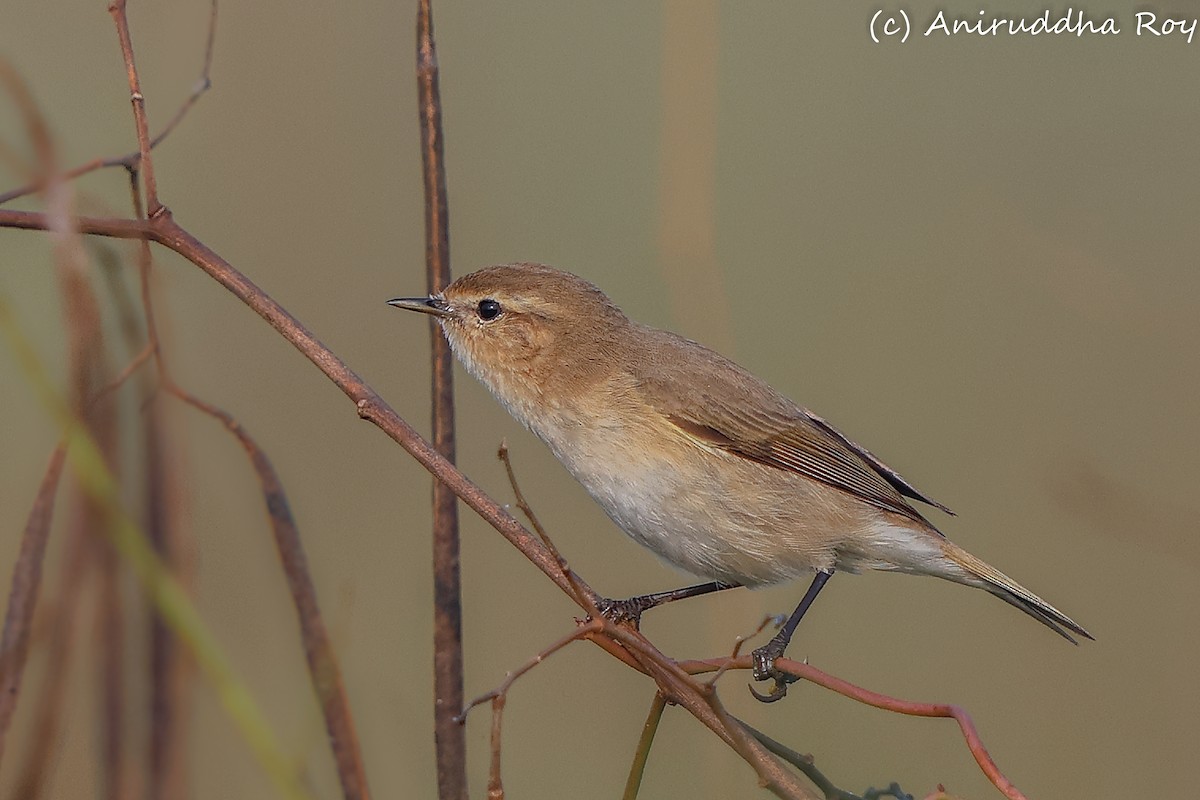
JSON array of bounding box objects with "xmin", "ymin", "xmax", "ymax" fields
[
  {"xmin": 170, "ymin": 388, "xmax": 371, "ymax": 800},
  {"xmin": 415, "ymin": 2, "xmax": 466, "ymax": 798},
  {"xmin": 109, "ymin": 45, "xmax": 189, "ymax": 791},
  {"xmin": 0, "ymin": 208, "xmax": 575, "ymax": 599},
  {"xmin": 0, "ymin": 446, "xmax": 66, "ymax": 767},
  {"xmin": 681, "ymin": 656, "xmax": 1028, "ymax": 800}
]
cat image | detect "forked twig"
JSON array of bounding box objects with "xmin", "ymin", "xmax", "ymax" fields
[
  {"xmin": 457, "ymin": 619, "xmax": 603, "ymax": 724},
  {"xmin": 0, "ymin": 301, "xmax": 313, "ymax": 800},
  {"xmin": 456, "ymin": 620, "xmax": 604, "ymax": 800},
  {"xmin": 92, "ymin": 341, "xmax": 153, "ymax": 401}
]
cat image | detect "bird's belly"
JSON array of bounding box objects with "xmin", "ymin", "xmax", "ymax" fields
[{"xmin": 542, "ymin": 425, "xmax": 848, "ymax": 586}]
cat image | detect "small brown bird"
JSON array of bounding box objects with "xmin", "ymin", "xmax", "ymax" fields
[{"xmin": 390, "ymin": 263, "xmax": 1091, "ymax": 701}]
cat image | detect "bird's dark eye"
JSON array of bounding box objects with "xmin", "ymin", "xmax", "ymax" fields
[{"xmin": 477, "ymin": 299, "xmax": 502, "ymax": 321}]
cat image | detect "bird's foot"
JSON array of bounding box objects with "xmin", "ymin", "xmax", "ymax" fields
[
  {"xmin": 593, "ymin": 596, "xmax": 650, "ymax": 629},
  {"xmin": 748, "ymin": 639, "xmax": 799, "ymax": 703}
]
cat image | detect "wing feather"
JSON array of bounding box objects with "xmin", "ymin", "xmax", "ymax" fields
[{"xmin": 633, "ymin": 329, "xmax": 950, "ymax": 528}]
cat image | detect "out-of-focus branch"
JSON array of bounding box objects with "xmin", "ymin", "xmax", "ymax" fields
[
  {"xmin": 100, "ymin": 248, "xmax": 194, "ymax": 800},
  {"xmin": 414, "ymin": 2, "xmax": 466, "ymax": 798},
  {"xmin": 0, "ymin": 446, "xmax": 66, "ymax": 766},
  {"xmin": 0, "ymin": 297, "xmax": 314, "ymax": 800},
  {"xmin": 8, "ymin": 488, "xmax": 95, "ymax": 800},
  {"xmin": 99, "ymin": 5, "xmax": 369, "ymax": 788},
  {"xmin": 170, "ymin": 388, "xmax": 371, "ymax": 800}
]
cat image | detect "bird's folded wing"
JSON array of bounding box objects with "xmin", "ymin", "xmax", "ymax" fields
[{"xmin": 633, "ymin": 338, "xmax": 949, "ymax": 527}]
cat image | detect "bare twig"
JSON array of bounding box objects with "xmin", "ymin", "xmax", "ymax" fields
[
  {"xmin": 415, "ymin": 1, "xmax": 466, "ymax": 797},
  {"xmin": 457, "ymin": 621, "xmax": 602, "ymax": 800},
  {"xmin": 108, "ymin": 31, "xmax": 188, "ymax": 791},
  {"xmin": 485, "ymin": 695, "xmax": 505, "ymax": 800},
  {"xmin": 108, "ymin": 0, "xmax": 161, "ymax": 217},
  {"xmin": 57, "ymin": 207, "xmax": 131, "ymax": 800},
  {"xmin": 140, "ymin": 370, "xmax": 187, "ymax": 800},
  {"xmin": 497, "ymin": 444, "xmax": 594, "ymax": 614},
  {"xmin": 89, "ymin": 381, "xmax": 128, "ymax": 800},
  {"xmin": 621, "ymin": 692, "xmax": 668, "ymax": 800},
  {"xmin": 0, "ymin": 446, "xmax": 66, "ymax": 766},
  {"xmin": 458, "ymin": 620, "xmax": 603, "ymax": 723}
]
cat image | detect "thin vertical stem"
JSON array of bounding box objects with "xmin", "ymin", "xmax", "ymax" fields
[
  {"xmin": 416, "ymin": 1, "xmax": 466, "ymax": 798},
  {"xmin": 108, "ymin": 0, "xmax": 162, "ymax": 217}
]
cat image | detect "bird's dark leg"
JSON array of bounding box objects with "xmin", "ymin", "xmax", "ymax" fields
[
  {"xmin": 596, "ymin": 581, "xmax": 740, "ymax": 627},
  {"xmin": 750, "ymin": 569, "xmax": 833, "ymax": 703}
]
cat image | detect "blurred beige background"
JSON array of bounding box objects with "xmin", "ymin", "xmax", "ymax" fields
[{"xmin": 2, "ymin": 1, "xmax": 1197, "ymax": 798}]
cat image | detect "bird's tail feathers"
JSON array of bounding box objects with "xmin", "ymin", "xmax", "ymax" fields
[{"xmin": 939, "ymin": 540, "xmax": 1093, "ymax": 643}]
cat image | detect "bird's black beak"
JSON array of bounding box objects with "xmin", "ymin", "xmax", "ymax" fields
[{"xmin": 387, "ymin": 295, "xmax": 452, "ymax": 318}]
